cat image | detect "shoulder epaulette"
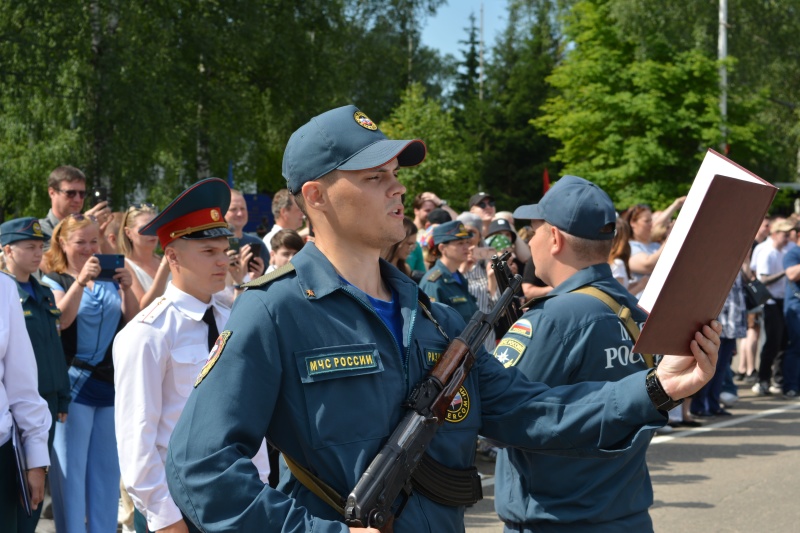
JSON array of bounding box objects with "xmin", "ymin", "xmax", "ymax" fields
[
  {"xmin": 140, "ymin": 297, "xmax": 172, "ymax": 324},
  {"xmin": 520, "ymin": 293, "xmax": 556, "ymax": 309},
  {"xmin": 426, "ymin": 269, "xmax": 442, "ymax": 282},
  {"xmin": 242, "ymin": 262, "xmax": 295, "ymax": 289}
]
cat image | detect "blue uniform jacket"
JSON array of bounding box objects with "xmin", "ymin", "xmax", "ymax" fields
[
  {"xmin": 494, "ymin": 264, "xmax": 653, "ymax": 531},
  {"xmin": 166, "ymin": 244, "xmax": 666, "ymax": 533},
  {"xmin": 419, "ymin": 259, "xmax": 479, "ymax": 323},
  {"xmin": 13, "ymin": 274, "xmax": 70, "ymax": 413}
]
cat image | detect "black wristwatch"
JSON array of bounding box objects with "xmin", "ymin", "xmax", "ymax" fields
[{"xmin": 645, "ymin": 368, "xmax": 683, "ymax": 412}]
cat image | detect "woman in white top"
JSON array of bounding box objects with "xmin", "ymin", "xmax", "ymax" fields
[
  {"xmin": 118, "ymin": 203, "xmax": 170, "ymax": 308},
  {"xmin": 623, "ymin": 197, "xmax": 685, "ymax": 299},
  {"xmin": 608, "ymin": 217, "xmax": 648, "ymax": 295}
]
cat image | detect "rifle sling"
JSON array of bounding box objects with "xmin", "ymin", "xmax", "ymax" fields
[
  {"xmin": 283, "ymin": 449, "xmax": 482, "ymax": 515},
  {"xmin": 283, "ymin": 453, "xmax": 347, "ymax": 516},
  {"xmin": 570, "ymin": 286, "xmax": 654, "ymax": 368}
]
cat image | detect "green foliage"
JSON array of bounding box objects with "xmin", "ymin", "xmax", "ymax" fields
[
  {"xmin": 0, "ymin": 0, "xmax": 448, "ymax": 220},
  {"xmin": 478, "ymin": 0, "xmax": 561, "ymax": 209},
  {"xmin": 380, "ymin": 83, "xmax": 479, "ymax": 212},
  {"xmin": 536, "ymin": 0, "xmax": 764, "ymax": 210},
  {"xmin": 2, "ymin": 0, "xmax": 800, "ymax": 222}
]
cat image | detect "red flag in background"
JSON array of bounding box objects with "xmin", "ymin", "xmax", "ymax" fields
[{"xmin": 543, "ymin": 167, "xmax": 551, "ymax": 193}]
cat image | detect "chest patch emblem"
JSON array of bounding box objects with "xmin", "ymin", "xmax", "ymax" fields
[
  {"xmin": 508, "ymin": 319, "xmax": 532, "ymax": 338},
  {"xmin": 494, "ymin": 338, "xmax": 526, "ymax": 368},
  {"xmin": 446, "ymin": 386, "xmax": 471, "ymax": 423},
  {"xmin": 450, "ymin": 296, "xmax": 467, "ymax": 304},
  {"xmin": 195, "ymin": 330, "xmax": 231, "ymax": 387},
  {"xmin": 306, "ymin": 352, "xmax": 377, "ymax": 376}
]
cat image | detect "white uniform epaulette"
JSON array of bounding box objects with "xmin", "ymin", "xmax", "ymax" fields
[{"xmin": 139, "ymin": 296, "xmax": 172, "ymax": 324}]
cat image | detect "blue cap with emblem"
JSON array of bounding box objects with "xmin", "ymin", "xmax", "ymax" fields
[
  {"xmin": 282, "ymin": 105, "xmax": 427, "ymax": 194},
  {"xmin": 433, "ymin": 221, "xmax": 473, "ymax": 245},
  {"xmin": 513, "ymin": 175, "xmax": 616, "ymax": 241},
  {"xmin": 139, "ymin": 178, "xmax": 233, "ymax": 248},
  {"xmin": 0, "ymin": 217, "xmax": 50, "ymax": 246}
]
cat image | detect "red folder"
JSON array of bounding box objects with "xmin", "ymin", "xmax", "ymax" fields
[{"xmin": 634, "ymin": 149, "xmax": 777, "ymax": 356}]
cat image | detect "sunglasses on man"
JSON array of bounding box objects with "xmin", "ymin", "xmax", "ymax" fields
[
  {"xmin": 56, "ymin": 188, "xmax": 87, "ymax": 199},
  {"xmin": 476, "ymin": 199, "xmax": 495, "ymax": 209}
]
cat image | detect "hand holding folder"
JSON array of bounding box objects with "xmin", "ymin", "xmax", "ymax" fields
[{"xmin": 634, "ymin": 149, "xmax": 777, "ymax": 356}]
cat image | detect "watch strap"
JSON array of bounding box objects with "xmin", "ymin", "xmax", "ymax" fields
[{"xmin": 646, "ymin": 368, "xmax": 683, "ymax": 412}]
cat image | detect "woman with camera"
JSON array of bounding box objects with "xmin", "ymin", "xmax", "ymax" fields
[{"xmin": 40, "ymin": 213, "xmax": 138, "ymax": 533}]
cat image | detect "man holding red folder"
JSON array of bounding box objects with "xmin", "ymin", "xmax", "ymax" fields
[{"xmin": 494, "ymin": 175, "xmax": 719, "ymax": 532}]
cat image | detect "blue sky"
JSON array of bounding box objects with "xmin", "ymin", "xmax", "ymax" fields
[{"xmin": 420, "ymin": 0, "xmax": 508, "ymax": 59}]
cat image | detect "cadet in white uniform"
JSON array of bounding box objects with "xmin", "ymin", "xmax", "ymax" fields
[
  {"xmin": 113, "ymin": 178, "xmax": 269, "ymax": 533},
  {"xmin": 0, "ymin": 272, "xmax": 52, "ymax": 530}
]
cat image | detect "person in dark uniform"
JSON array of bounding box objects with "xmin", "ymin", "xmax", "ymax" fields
[
  {"xmin": 493, "ymin": 175, "xmax": 656, "ymax": 532},
  {"xmin": 419, "ymin": 221, "xmax": 479, "ymax": 323},
  {"xmin": 0, "ymin": 217, "xmax": 70, "ymax": 533},
  {"xmin": 165, "ymin": 105, "xmax": 721, "ymax": 533}
]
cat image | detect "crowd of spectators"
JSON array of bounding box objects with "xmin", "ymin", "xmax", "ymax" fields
[{"xmin": 0, "ymin": 164, "xmax": 794, "ymax": 531}]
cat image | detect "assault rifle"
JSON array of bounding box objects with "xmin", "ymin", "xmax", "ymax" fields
[
  {"xmin": 491, "ymin": 251, "xmax": 524, "ymax": 337},
  {"xmin": 343, "ymin": 255, "xmax": 523, "ymax": 531}
]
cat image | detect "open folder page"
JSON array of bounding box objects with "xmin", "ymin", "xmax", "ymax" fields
[{"xmin": 633, "ymin": 149, "xmax": 777, "ymax": 356}]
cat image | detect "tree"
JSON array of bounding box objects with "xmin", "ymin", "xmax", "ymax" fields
[
  {"xmin": 452, "ymin": 12, "xmax": 481, "ymax": 111},
  {"xmin": 535, "ymin": 0, "xmax": 764, "ymax": 209},
  {"xmin": 478, "ymin": 0, "xmax": 561, "ymax": 208},
  {"xmin": 380, "ymin": 83, "xmax": 479, "ymax": 211},
  {"xmin": 0, "ymin": 0, "xmax": 453, "ymax": 220}
]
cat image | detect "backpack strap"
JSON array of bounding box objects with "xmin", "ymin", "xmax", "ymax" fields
[{"xmin": 570, "ymin": 286, "xmax": 654, "ymax": 368}]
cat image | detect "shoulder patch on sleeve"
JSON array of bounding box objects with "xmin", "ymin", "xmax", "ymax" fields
[
  {"xmin": 508, "ymin": 318, "xmax": 532, "ymax": 338},
  {"xmin": 494, "ymin": 337, "xmax": 527, "ymax": 368},
  {"xmin": 140, "ymin": 297, "xmax": 172, "ymax": 324},
  {"xmin": 426, "ymin": 270, "xmax": 442, "ymax": 282},
  {"xmin": 242, "ymin": 262, "xmax": 295, "ymax": 289},
  {"xmin": 195, "ymin": 330, "xmax": 231, "ymax": 387}
]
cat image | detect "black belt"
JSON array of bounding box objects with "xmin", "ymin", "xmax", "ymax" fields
[{"xmin": 70, "ymin": 357, "xmax": 114, "ymax": 384}]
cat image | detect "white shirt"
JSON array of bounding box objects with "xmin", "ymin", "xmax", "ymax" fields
[
  {"xmin": 262, "ymin": 223, "xmax": 284, "ymax": 252},
  {"xmin": 0, "ymin": 273, "xmax": 51, "ymax": 468},
  {"xmin": 610, "ymin": 258, "xmax": 629, "ymax": 289},
  {"xmin": 757, "ymin": 243, "xmax": 789, "ymax": 301},
  {"xmin": 750, "ymin": 238, "xmax": 772, "ymax": 272},
  {"xmin": 114, "ymin": 282, "xmax": 270, "ymax": 531}
]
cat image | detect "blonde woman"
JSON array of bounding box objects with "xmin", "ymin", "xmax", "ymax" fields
[
  {"xmin": 118, "ymin": 203, "xmax": 171, "ymax": 308},
  {"xmin": 40, "ymin": 214, "xmax": 138, "ymax": 533}
]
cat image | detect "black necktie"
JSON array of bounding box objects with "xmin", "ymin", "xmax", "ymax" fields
[{"xmin": 202, "ymin": 307, "xmax": 219, "ymax": 351}]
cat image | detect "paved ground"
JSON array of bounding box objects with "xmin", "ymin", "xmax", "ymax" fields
[
  {"xmin": 35, "ymin": 383, "xmax": 800, "ymax": 533},
  {"xmin": 465, "ymin": 383, "xmax": 800, "ymax": 532}
]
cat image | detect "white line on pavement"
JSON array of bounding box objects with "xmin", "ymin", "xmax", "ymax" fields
[
  {"xmin": 651, "ymin": 400, "xmax": 800, "ymax": 444},
  {"xmin": 479, "ymin": 401, "xmax": 800, "ymax": 490}
]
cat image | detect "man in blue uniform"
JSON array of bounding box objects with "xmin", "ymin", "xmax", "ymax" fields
[
  {"xmin": 1, "ymin": 217, "xmax": 71, "ymax": 532},
  {"xmin": 494, "ymin": 175, "xmax": 656, "ymax": 532},
  {"xmin": 419, "ymin": 221, "xmax": 479, "ymax": 323},
  {"xmin": 166, "ymin": 105, "xmax": 721, "ymax": 533}
]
